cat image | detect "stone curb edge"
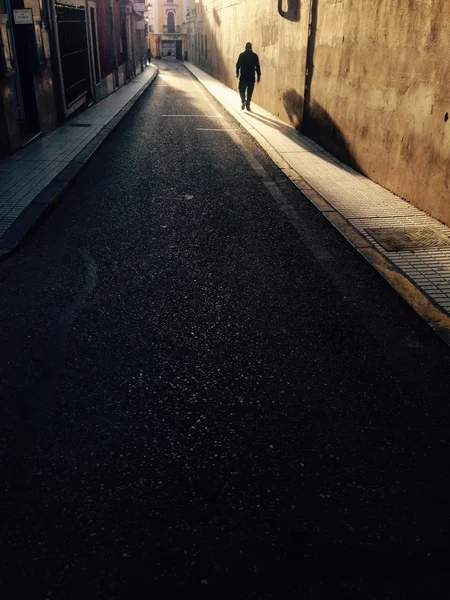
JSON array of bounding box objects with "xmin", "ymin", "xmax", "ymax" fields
[
  {"xmin": 0, "ymin": 67, "xmax": 159, "ymax": 260},
  {"xmin": 183, "ymin": 63, "xmax": 450, "ymax": 347}
]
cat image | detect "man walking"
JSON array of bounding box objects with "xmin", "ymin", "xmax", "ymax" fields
[{"xmin": 236, "ymin": 42, "xmax": 261, "ymax": 111}]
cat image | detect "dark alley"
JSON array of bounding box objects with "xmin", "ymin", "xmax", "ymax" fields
[{"xmin": 1, "ymin": 61, "xmax": 450, "ymax": 598}]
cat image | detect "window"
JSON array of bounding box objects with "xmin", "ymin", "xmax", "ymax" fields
[{"xmin": 167, "ymin": 11, "xmax": 175, "ymax": 33}]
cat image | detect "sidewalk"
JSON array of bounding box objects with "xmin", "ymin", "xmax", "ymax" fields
[
  {"xmin": 184, "ymin": 62, "xmax": 450, "ymax": 343},
  {"xmin": 0, "ymin": 64, "xmax": 158, "ymax": 255}
]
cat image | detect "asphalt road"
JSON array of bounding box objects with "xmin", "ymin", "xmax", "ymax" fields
[{"xmin": 2, "ymin": 61, "xmax": 450, "ymax": 599}]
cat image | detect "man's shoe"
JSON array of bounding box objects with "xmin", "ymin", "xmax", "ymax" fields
[
  {"xmin": 241, "ymin": 101, "xmax": 246, "ymax": 110},
  {"xmin": 246, "ymin": 103, "xmax": 251, "ymax": 111}
]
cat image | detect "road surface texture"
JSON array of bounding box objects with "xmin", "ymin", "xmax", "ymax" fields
[{"xmin": 1, "ymin": 61, "xmax": 450, "ymax": 599}]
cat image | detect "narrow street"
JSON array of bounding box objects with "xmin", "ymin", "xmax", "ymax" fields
[{"xmin": 1, "ymin": 61, "xmax": 450, "ymax": 598}]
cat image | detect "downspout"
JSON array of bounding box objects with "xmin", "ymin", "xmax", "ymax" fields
[{"xmin": 302, "ymin": 0, "xmax": 318, "ymax": 133}]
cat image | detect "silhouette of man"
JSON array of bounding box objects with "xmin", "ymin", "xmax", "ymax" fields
[{"xmin": 236, "ymin": 42, "xmax": 261, "ymax": 111}]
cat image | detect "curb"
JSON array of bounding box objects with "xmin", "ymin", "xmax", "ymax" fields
[
  {"xmin": 183, "ymin": 62, "xmax": 450, "ymax": 347},
  {"xmin": 0, "ymin": 67, "xmax": 159, "ymax": 260}
]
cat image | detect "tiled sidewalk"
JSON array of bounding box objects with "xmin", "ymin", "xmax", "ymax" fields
[
  {"xmin": 184, "ymin": 62, "xmax": 450, "ymax": 318},
  {"xmin": 0, "ymin": 65, "xmax": 157, "ymax": 241}
]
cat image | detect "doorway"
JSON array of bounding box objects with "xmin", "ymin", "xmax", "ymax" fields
[
  {"xmin": 121, "ymin": 13, "xmax": 133, "ymax": 79},
  {"xmin": 161, "ymin": 39, "xmax": 175, "ymax": 58},
  {"xmin": 54, "ymin": 2, "xmax": 91, "ymax": 115},
  {"xmin": 175, "ymin": 40, "xmax": 182, "ymax": 60},
  {"xmin": 10, "ymin": 5, "xmax": 40, "ymax": 138}
]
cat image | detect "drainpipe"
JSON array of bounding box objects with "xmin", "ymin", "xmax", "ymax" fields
[{"xmin": 302, "ymin": 0, "xmax": 317, "ymax": 132}]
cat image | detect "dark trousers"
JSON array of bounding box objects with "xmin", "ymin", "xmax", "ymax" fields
[{"xmin": 239, "ymin": 80, "xmax": 255, "ymax": 104}]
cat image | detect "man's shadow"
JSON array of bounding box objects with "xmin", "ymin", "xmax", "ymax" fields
[
  {"xmin": 278, "ymin": 0, "xmax": 301, "ymax": 22},
  {"xmin": 282, "ymin": 88, "xmax": 362, "ymax": 173}
]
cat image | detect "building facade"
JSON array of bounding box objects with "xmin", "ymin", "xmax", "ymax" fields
[
  {"xmin": 0, "ymin": 0, "xmax": 58, "ymax": 157},
  {"xmin": 0, "ymin": 0, "xmax": 147, "ymax": 158},
  {"xmin": 147, "ymin": 0, "xmax": 187, "ymax": 60}
]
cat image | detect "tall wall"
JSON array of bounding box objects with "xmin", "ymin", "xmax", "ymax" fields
[
  {"xmin": 189, "ymin": 0, "xmax": 450, "ymax": 227},
  {"xmin": 188, "ymin": 0, "xmax": 309, "ymax": 122},
  {"xmin": 310, "ymin": 0, "xmax": 450, "ymax": 226}
]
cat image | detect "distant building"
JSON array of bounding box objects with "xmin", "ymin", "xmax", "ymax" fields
[{"xmin": 146, "ymin": 0, "xmax": 187, "ymax": 60}]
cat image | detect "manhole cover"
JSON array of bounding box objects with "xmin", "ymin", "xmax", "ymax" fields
[
  {"xmin": 69, "ymin": 123, "xmax": 92, "ymax": 128},
  {"xmin": 365, "ymin": 226, "xmax": 450, "ymax": 251}
]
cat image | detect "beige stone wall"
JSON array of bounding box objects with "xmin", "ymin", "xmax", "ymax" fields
[
  {"xmin": 309, "ymin": 0, "xmax": 450, "ymax": 226},
  {"xmin": 189, "ymin": 0, "xmax": 450, "ymax": 226},
  {"xmin": 187, "ymin": 0, "xmax": 309, "ymax": 122}
]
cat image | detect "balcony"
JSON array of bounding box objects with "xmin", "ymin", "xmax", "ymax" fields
[{"xmin": 163, "ymin": 25, "xmax": 181, "ymax": 34}]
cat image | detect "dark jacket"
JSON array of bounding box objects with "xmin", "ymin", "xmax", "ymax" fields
[{"xmin": 236, "ymin": 50, "xmax": 261, "ymax": 82}]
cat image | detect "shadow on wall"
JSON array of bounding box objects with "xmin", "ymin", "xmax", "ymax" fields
[
  {"xmin": 213, "ymin": 8, "xmax": 221, "ymax": 27},
  {"xmin": 284, "ymin": 0, "xmax": 363, "ymax": 172},
  {"xmin": 282, "ymin": 89, "xmax": 304, "ymax": 129},
  {"xmin": 282, "ymin": 88, "xmax": 363, "ymax": 173},
  {"xmin": 190, "ymin": 8, "xmax": 361, "ymax": 172},
  {"xmin": 278, "ymin": 0, "xmax": 301, "ymax": 22}
]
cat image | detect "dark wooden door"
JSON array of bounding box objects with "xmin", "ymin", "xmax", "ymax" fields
[
  {"xmin": 175, "ymin": 40, "xmax": 182, "ymax": 60},
  {"xmin": 55, "ymin": 3, "xmax": 91, "ymax": 110}
]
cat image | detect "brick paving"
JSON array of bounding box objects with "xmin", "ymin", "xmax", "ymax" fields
[
  {"xmin": 185, "ymin": 62, "xmax": 450, "ymax": 317},
  {"xmin": 0, "ymin": 65, "xmax": 157, "ymax": 238}
]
